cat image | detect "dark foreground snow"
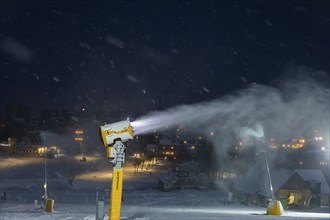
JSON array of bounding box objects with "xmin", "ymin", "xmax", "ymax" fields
[{"xmin": 0, "ymin": 157, "xmax": 329, "ymax": 219}]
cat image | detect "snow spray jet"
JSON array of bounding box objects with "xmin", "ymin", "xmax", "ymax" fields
[
  {"xmin": 239, "ymin": 123, "xmax": 264, "ymax": 142},
  {"xmin": 132, "ymin": 67, "xmax": 329, "ymax": 155}
]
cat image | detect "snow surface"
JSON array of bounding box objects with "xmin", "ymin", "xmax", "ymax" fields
[
  {"xmin": 1, "ymin": 157, "xmax": 329, "ymax": 219},
  {"xmin": 1, "ymin": 200, "xmax": 329, "ymax": 220}
]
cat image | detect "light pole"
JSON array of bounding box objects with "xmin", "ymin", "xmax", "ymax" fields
[{"xmin": 43, "ymin": 145, "xmax": 48, "ymax": 202}]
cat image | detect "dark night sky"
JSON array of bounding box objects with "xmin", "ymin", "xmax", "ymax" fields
[{"xmin": 1, "ymin": 0, "xmax": 329, "ymax": 115}]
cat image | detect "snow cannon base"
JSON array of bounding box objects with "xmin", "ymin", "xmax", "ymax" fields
[{"xmin": 267, "ymin": 199, "xmax": 284, "ymax": 216}]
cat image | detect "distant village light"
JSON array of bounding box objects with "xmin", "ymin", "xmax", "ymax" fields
[{"xmin": 75, "ymin": 130, "xmax": 84, "ymax": 134}]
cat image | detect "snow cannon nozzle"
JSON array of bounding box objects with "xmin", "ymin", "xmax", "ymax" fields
[{"xmin": 100, "ymin": 119, "xmax": 134, "ymax": 147}]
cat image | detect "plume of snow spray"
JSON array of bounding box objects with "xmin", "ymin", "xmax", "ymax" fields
[
  {"xmin": 239, "ymin": 123, "xmax": 264, "ymax": 139},
  {"xmin": 132, "ymin": 66, "xmax": 329, "ymax": 196},
  {"xmin": 132, "ymin": 67, "xmax": 329, "ymax": 154}
]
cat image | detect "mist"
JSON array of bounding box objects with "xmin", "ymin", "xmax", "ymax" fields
[
  {"xmin": 132, "ymin": 66, "xmax": 329, "ymax": 154},
  {"xmin": 39, "ymin": 131, "xmax": 76, "ymax": 154}
]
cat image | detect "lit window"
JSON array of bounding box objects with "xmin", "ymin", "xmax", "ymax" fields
[
  {"xmin": 320, "ymin": 161, "xmax": 326, "ymax": 166},
  {"xmin": 315, "ymin": 137, "xmax": 323, "ymax": 141}
]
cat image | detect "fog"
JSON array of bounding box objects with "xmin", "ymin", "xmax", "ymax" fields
[{"xmin": 132, "ymin": 66, "xmax": 329, "ymax": 154}]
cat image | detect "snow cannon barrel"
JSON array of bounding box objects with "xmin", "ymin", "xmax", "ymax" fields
[{"xmin": 100, "ymin": 119, "xmax": 134, "ymax": 147}]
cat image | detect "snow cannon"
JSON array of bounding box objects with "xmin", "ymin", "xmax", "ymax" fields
[
  {"xmin": 267, "ymin": 199, "xmax": 284, "ymax": 216},
  {"xmin": 100, "ymin": 120, "xmax": 134, "ymax": 220},
  {"xmin": 100, "ymin": 119, "xmax": 134, "ymax": 147},
  {"xmin": 100, "ymin": 119, "xmax": 134, "ymax": 163}
]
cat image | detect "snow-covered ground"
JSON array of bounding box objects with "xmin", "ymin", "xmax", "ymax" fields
[
  {"xmin": 0, "ymin": 157, "xmax": 329, "ymax": 219},
  {"xmin": 1, "ymin": 198, "xmax": 330, "ymax": 219}
]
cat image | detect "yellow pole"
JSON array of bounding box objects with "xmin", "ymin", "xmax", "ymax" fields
[{"xmin": 109, "ymin": 168, "xmax": 123, "ymax": 220}]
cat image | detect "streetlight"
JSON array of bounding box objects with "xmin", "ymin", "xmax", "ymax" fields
[{"xmin": 44, "ymin": 146, "xmax": 47, "ymax": 200}]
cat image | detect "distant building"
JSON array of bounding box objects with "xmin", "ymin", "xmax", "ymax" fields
[{"xmin": 233, "ymin": 168, "xmax": 329, "ymax": 208}]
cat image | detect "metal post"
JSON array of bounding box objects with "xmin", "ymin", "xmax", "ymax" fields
[
  {"xmin": 108, "ymin": 141, "xmax": 126, "ymax": 220},
  {"xmin": 96, "ymin": 188, "xmax": 98, "ymax": 216},
  {"xmin": 261, "ymin": 137, "xmax": 274, "ymax": 200},
  {"xmin": 96, "ymin": 188, "xmax": 105, "ymax": 220},
  {"xmin": 44, "ymin": 146, "xmax": 47, "ymax": 199}
]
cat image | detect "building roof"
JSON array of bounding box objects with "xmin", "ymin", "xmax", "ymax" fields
[{"xmin": 295, "ymin": 169, "xmax": 329, "ymax": 194}]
